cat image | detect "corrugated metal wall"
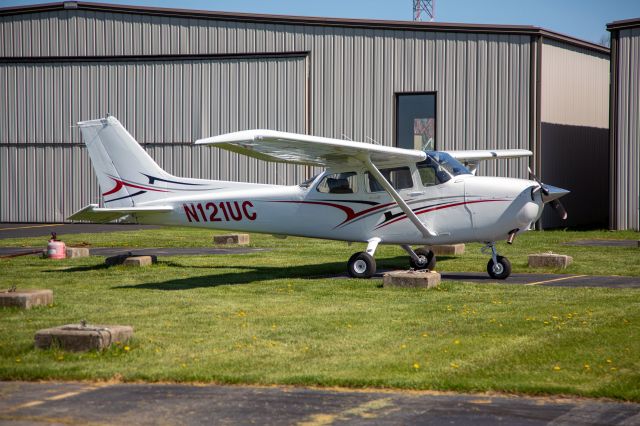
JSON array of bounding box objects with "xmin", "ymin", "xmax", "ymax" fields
[
  {"xmin": 0, "ymin": 57, "xmax": 308, "ymax": 221},
  {"xmin": 613, "ymin": 27, "xmax": 640, "ymax": 230},
  {"xmin": 541, "ymin": 39, "xmax": 609, "ymax": 128},
  {"xmin": 539, "ymin": 39, "xmax": 610, "ymax": 228},
  {"xmin": 0, "ymin": 58, "xmax": 307, "ymax": 144},
  {"xmin": 0, "ymin": 9, "xmax": 534, "ymax": 222}
]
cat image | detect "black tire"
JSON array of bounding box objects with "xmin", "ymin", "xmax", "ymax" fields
[
  {"xmin": 409, "ymin": 247, "xmax": 436, "ymax": 271},
  {"xmin": 347, "ymin": 252, "xmax": 377, "ymax": 279},
  {"xmin": 487, "ymin": 256, "xmax": 512, "ymax": 280}
]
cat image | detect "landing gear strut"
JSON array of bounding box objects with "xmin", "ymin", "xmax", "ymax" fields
[
  {"xmin": 402, "ymin": 245, "xmax": 436, "ymax": 271},
  {"xmin": 347, "ymin": 238, "xmax": 380, "ymax": 279},
  {"xmin": 483, "ymin": 242, "xmax": 511, "ymax": 280}
]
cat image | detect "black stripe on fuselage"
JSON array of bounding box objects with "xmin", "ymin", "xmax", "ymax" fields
[
  {"xmin": 321, "ymin": 199, "xmax": 380, "ymax": 206},
  {"xmin": 142, "ymin": 173, "xmax": 205, "ymax": 186},
  {"xmin": 104, "ymin": 190, "xmax": 146, "ymax": 203}
]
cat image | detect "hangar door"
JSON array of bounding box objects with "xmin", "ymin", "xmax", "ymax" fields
[{"xmin": 0, "ymin": 56, "xmax": 308, "ymax": 222}]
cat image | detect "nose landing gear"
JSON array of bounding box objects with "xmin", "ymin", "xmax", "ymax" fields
[
  {"xmin": 483, "ymin": 242, "xmax": 511, "ymax": 279},
  {"xmin": 402, "ymin": 245, "xmax": 436, "ymax": 271}
]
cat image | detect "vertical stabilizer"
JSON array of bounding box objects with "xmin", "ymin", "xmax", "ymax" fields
[{"xmin": 77, "ymin": 116, "xmax": 173, "ymax": 207}]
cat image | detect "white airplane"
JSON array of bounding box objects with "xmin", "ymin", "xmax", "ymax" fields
[{"xmin": 69, "ymin": 116, "xmax": 569, "ymax": 279}]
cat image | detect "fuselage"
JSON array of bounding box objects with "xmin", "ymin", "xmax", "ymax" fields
[{"xmin": 134, "ymin": 161, "xmax": 545, "ymax": 246}]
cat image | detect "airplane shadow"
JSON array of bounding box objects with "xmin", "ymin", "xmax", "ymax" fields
[
  {"xmin": 44, "ymin": 264, "xmax": 111, "ymax": 273},
  {"xmin": 112, "ymin": 256, "xmax": 415, "ymax": 291},
  {"xmin": 46, "ymin": 260, "xmax": 182, "ymax": 273}
]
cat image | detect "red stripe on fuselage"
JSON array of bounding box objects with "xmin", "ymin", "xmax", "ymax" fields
[
  {"xmin": 270, "ymin": 200, "xmax": 395, "ymax": 226},
  {"xmin": 102, "ymin": 177, "xmax": 170, "ymax": 196},
  {"xmin": 375, "ymin": 199, "xmax": 507, "ymax": 229}
]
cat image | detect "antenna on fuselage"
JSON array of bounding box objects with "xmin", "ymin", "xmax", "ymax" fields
[{"xmin": 365, "ymin": 136, "xmax": 381, "ymax": 145}]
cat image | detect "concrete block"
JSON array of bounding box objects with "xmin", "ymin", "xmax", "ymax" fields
[
  {"xmin": 214, "ymin": 234, "xmax": 250, "ymax": 245},
  {"xmin": 35, "ymin": 323, "xmax": 133, "ymax": 352},
  {"xmin": 383, "ymin": 270, "xmax": 441, "ymax": 289},
  {"xmin": 66, "ymin": 247, "xmax": 90, "ymax": 258},
  {"xmin": 528, "ymin": 253, "xmax": 573, "ymax": 269},
  {"xmin": 0, "ymin": 289, "xmax": 53, "ymax": 309},
  {"xmin": 105, "ymin": 253, "xmax": 156, "ymax": 266},
  {"xmin": 123, "ymin": 256, "xmax": 153, "ymax": 267},
  {"xmin": 426, "ymin": 244, "xmax": 465, "ymax": 256}
]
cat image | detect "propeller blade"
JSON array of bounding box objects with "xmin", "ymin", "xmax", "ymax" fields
[
  {"xmin": 527, "ymin": 166, "xmax": 537, "ymax": 181},
  {"xmin": 550, "ymin": 199, "xmax": 568, "ymax": 220},
  {"xmin": 527, "ymin": 167, "xmax": 549, "ymax": 195}
]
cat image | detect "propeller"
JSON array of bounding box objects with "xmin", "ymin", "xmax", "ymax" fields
[{"xmin": 527, "ymin": 167, "xmax": 568, "ymax": 220}]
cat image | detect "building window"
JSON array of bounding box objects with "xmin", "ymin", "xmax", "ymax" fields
[{"xmin": 396, "ymin": 93, "xmax": 436, "ymax": 151}]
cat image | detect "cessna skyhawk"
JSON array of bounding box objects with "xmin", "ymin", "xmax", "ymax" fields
[{"xmin": 69, "ymin": 116, "xmax": 568, "ymax": 279}]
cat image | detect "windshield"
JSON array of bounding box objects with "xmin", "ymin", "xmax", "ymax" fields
[
  {"xmin": 299, "ymin": 174, "xmax": 320, "ymax": 188},
  {"xmin": 426, "ymin": 151, "xmax": 471, "ymax": 177}
]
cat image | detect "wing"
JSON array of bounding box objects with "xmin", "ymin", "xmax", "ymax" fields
[
  {"xmin": 195, "ymin": 130, "xmax": 426, "ymax": 169},
  {"xmin": 445, "ymin": 149, "xmax": 532, "ymax": 174},
  {"xmin": 68, "ymin": 204, "xmax": 173, "ymax": 223}
]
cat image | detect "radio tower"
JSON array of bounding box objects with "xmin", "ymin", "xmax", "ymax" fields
[{"xmin": 413, "ymin": 0, "xmax": 435, "ymax": 22}]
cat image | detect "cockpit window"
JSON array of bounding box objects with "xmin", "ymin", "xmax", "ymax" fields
[
  {"xmin": 316, "ymin": 172, "xmax": 358, "ymax": 194},
  {"xmin": 366, "ymin": 167, "xmax": 414, "ymax": 192},
  {"xmin": 417, "ymin": 157, "xmax": 451, "ymax": 186},
  {"xmin": 417, "ymin": 152, "xmax": 470, "ymax": 186}
]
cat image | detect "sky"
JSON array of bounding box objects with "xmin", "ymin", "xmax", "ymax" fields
[{"xmin": 2, "ymin": 0, "xmax": 639, "ymax": 45}]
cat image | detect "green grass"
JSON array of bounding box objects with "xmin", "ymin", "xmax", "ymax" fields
[
  {"xmin": 1, "ymin": 227, "xmax": 639, "ymax": 401},
  {"xmin": 3, "ymin": 227, "xmax": 640, "ymax": 276}
]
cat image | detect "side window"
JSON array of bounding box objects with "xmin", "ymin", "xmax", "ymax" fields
[
  {"xmin": 316, "ymin": 172, "xmax": 358, "ymax": 194},
  {"xmin": 417, "ymin": 158, "xmax": 450, "ymax": 186},
  {"xmin": 366, "ymin": 167, "xmax": 414, "ymax": 192}
]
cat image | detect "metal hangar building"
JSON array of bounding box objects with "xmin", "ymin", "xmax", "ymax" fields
[
  {"xmin": 608, "ymin": 17, "xmax": 640, "ymax": 231},
  {"xmin": 0, "ymin": 2, "xmax": 611, "ymax": 227}
]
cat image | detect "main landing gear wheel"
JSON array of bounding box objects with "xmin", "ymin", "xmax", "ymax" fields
[
  {"xmin": 347, "ymin": 252, "xmax": 376, "ymax": 279},
  {"xmin": 409, "ymin": 247, "xmax": 436, "ymax": 271},
  {"xmin": 487, "ymin": 256, "xmax": 512, "ymax": 280}
]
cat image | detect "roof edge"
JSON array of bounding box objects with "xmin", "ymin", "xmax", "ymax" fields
[
  {"xmin": 0, "ymin": 1, "xmax": 609, "ymax": 54},
  {"xmin": 607, "ymin": 17, "xmax": 640, "ymax": 31}
]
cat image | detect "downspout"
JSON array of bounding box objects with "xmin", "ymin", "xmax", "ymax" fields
[
  {"xmin": 608, "ymin": 30, "xmax": 619, "ymax": 230},
  {"xmin": 531, "ymin": 34, "xmax": 543, "ymax": 230}
]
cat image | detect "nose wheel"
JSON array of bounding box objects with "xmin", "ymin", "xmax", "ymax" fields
[
  {"xmin": 483, "ymin": 242, "xmax": 511, "ymax": 279},
  {"xmin": 402, "ymin": 245, "xmax": 436, "ymax": 270}
]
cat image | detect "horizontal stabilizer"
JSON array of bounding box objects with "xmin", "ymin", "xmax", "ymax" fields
[
  {"xmin": 445, "ymin": 149, "xmax": 532, "ymax": 162},
  {"xmin": 67, "ymin": 204, "xmax": 173, "ymax": 223},
  {"xmin": 445, "ymin": 149, "xmax": 532, "ymax": 174}
]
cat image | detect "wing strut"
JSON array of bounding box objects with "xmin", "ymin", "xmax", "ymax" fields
[{"xmin": 363, "ymin": 156, "xmax": 437, "ymax": 239}]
